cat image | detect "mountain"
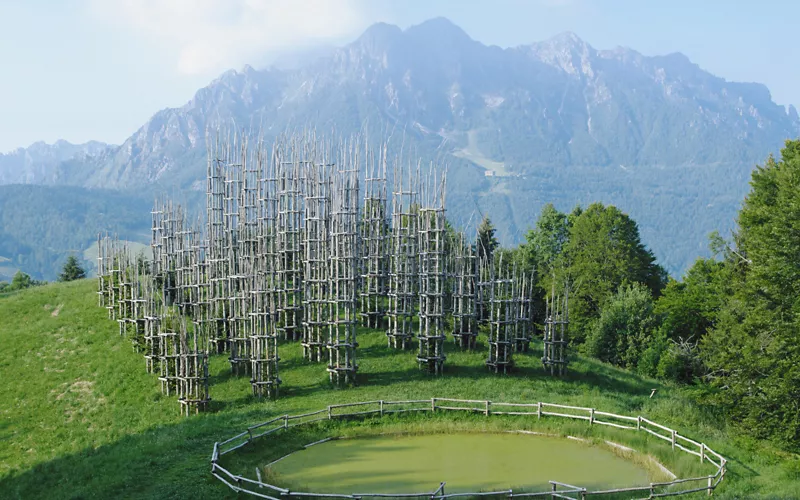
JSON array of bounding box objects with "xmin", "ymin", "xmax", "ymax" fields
[
  {"xmin": 3, "ymin": 18, "xmax": 799, "ymax": 275},
  {"xmin": 0, "ymin": 140, "xmax": 114, "ymax": 185}
]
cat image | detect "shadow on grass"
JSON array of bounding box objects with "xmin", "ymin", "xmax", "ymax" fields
[{"xmin": 0, "ymin": 413, "xmax": 241, "ymax": 499}]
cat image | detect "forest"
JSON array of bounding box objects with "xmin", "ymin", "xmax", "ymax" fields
[
  {"xmin": 494, "ymin": 139, "xmax": 800, "ymax": 450},
  {"xmin": 0, "ymin": 184, "xmax": 151, "ymax": 281}
]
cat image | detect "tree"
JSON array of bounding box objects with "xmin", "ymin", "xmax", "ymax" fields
[
  {"xmin": 585, "ymin": 283, "xmax": 658, "ymax": 370},
  {"xmin": 656, "ymin": 257, "xmax": 729, "ymax": 343},
  {"xmin": 8, "ymin": 271, "xmax": 42, "ymax": 291},
  {"xmin": 700, "ymin": 140, "xmax": 800, "ymax": 446},
  {"xmin": 476, "ymin": 216, "xmax": 499, "ymax": 263},
  {"xmin": 58, "ymin": 255, "xmax": 86, "ymax": 282},
  {"xmin": 561, "ymin": 203, "xmax": 667, "ymax": 342},
  {"xmin": 520, "ymin": 204, "xmax": 571, "ymax": 328},
  {"xmin": 522, "ymin": 203, "xmax": 569, "ymax": 276}
]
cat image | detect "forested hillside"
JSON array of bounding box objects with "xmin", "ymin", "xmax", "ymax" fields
[
  {"xmin": 504, "ymin": 140, "xmax": 800, "ymax": 448},
  {"xmin": 0, "ymin": 185, "xmax": 151, "ymax": 281}
]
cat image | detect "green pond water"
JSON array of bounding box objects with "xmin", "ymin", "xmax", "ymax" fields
[{"xmin": 268, "ymin": 433, "xmax": 652, "ymax": 493}]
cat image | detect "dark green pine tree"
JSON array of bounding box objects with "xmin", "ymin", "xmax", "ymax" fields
[
  {"xmin": 58, "ymin": 255, "xmax": 86, "ymax": 282},
  {"xmin": 476, "ymin": 216, "xmax": 499, "ymax": 263}
]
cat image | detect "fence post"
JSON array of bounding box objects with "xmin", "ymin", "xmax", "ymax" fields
[
  {"xmin": 707, "ymin": 475, "xmax": 713, "ymax": 495},
  {"xmin": 589, "ymin": 408, "xmax": 594, "ymax": 425},
  {"xmin": 637, "ymin": 416, "xmax": 642, "ymax": 431},
  {"xmin": 700, "ymin": 443, "xmax": 706, "ymax": 463},
  {"xmin": 284, "ymin": 415, "xmax": 289, "ymax": 429},
  {"xmin": 328, "ymin": 405, "xmax": 332, "ymax": 419},
  {"xmin": 485, "ymin": 400, "xmax": 490, "ymax": 416},
  {"xmin": 431, "ymin": 398, "xmax": 436, "ymax": 412},
  {"xmin": 380, "ymin": 400, "xmax": 384, "ymax": 417},
  {"xmin": 671, "ymin": 430, "xmax": 676, "ymax": 450},
  {"xmin": 537, "ymin": 402, "xmax": 542, "ymax": 420}
]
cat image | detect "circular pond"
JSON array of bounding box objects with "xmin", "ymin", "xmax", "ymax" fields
[{"xmin": 267, "ymin": 433, "xmax": 653, "ymax": 494}]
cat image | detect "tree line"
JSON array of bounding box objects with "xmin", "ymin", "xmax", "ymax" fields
[
  {"xmin": 0, "ymin": 256, "xmax": 86, "ymax": 295},
  {"xmin": 478, "ymin": 140, "xmax": 800, "ymax": 450}
]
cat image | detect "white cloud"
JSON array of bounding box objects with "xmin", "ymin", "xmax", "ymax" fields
[{"xmin": 88, "ymin": 0, "xmax": 367, "ymax": 75}]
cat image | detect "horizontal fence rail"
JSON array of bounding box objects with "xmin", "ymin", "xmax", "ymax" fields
[{"xmin": 211, "ymin": 398, "xmax": 727, "ymax": 499}]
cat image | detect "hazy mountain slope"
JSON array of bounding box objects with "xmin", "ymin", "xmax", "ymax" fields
[
  {"xmin": 0, "ymin": 140, "xmax": 113, "ymax": 185},
  {"xmin": 80, "ymin": 18, "xmax": 798, "ymax": 189},
  {"xmin": 3, "ymin": 18, "xmax": 798, "ymax": 275},
  {"xmin": 0, "ymin": 185, "xmax": 151, "ymax": 281}
]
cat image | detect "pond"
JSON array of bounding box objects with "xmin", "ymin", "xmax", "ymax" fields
[{"xmin": 267, "ymin": 432, "xmax": 653, "ymax": 494}]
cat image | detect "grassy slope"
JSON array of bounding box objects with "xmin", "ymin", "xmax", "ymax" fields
[{"xmin": 0, "ymin": 280, "xmax": 797, "ymax": 499}]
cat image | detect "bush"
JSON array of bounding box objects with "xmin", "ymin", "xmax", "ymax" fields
[{"xmin": 585, "ymin": 283, "xmax": 659, "ymax": 370}]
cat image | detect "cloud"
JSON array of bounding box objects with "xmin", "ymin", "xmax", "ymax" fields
[{"xmin": 88, "ymin": 0, "xmax": 367, "ymax": 75}]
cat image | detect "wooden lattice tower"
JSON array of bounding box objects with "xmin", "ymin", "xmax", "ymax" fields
[
  {"xmin": 158, "ymin": 303, "xmax": 180, "ymax": 395},
  {"xmin": 513, "ymin": 272, "xmax": 533, "ymax": 352},
  {"xmin": 97, "ymin": 233, "xmax": 109, "ymax": 308},
  {"xmin": 485, "ymin": 257, "xmax": 516, "ymax": 373},
  {"xmin": 327, "ymin": 163, "xmax": 359, "ymax": 385},
  {"xmin": 276, "ymin": 149, "xmax": 304, "ymax": 341},
  {"xmin": 160, "ymin": 200, "xmax": 181, "ymax": 307},
  {"xmin": 207, "ymin": 142, "xmax": 230, "ymax": 353},
  {"xmin": 97, "ymin": 233, "xmax": 118, "ymax": 313},
  {"xmin": 302, "ymin": 153, "xmax": 331, "ymax": 362},
  {"xmin": 150, "ymin": 202, "xmax": 164, "ymax": 292},
  {"xmin": 260, "ymin": 141, "xmax": 280, "ymax": 356},
  {"xmin": 143, "ymin": 274, "xmax": 161, "ymax": 374},
  {"xmin": 475, "ymin": 253, "xmax": 491, "ymax": 325},
  {"xmin": 127, "ymin": 255, "xmax": 147, "ymax": 351},
  {"xmin": 250, "ymin": 239, "xmax": 280, "ymax": 398},
  {"xmin": 542, "ymin": 284, "xmax": 569, "ymax": 376},
  {"xmin": 176, "ymin": 217, "xmax": 196, "ymax": 317},
  {"xmin": 224, "ymin": 151, "xmax": 250, "ymax": 373},
  {"xmin": 226, "ymin": 140, "xmax": 256, "ymax": 375},
  {"xmin": 416, "ymin": 171, "xmax": 447, "ymax": 374},
  {"xmin": 116, "ymin": 244, "xmax": 133, "ymax": 337},
  {"xmin": 359, "ymin": 146, "xmax": 388, "ymax": 329},
  {"xmin": 386, "ymin": 163, "xmax": 419, "ymax": 349},
  {"xmin": 177, "ymin": 313, "xmax": 211, "ymax": 415},
  {"xmin": 107, "ymin": 238, "xmax": 122, "ymax": 320},
  {"xmin": 452, "ymin": 232, "xmax": 478, "ymax": 349}
]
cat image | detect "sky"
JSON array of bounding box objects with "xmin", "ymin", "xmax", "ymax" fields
[{"xmin": 0, "ymin": 0, "xmax": 797, "ymax": 153}]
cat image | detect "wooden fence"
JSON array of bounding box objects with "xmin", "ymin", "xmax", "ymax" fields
[{"xmin": 211, "ymin": 398, "xmax": 727, "ymax": 499}]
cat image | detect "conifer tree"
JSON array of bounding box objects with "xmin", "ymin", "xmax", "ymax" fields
[
  {"xmin": 58, "ymin": 255, "xmax": 86, "ymax": 282},
  {"xmin": 476, "ymin": 216, "xmax": 499, "ymax": 263}
]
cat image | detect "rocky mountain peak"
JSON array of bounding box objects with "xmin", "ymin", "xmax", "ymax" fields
[
  {"xmin": 527, "ymin": 31, "xmax": 596, "ymax": 77},
  {"xmin": 788, "ymin": 104, "xmax": 799, "ymax": 122},
  {"xmin": 404, "ymin": 17, "xmax": 473, "ymax": 45}
]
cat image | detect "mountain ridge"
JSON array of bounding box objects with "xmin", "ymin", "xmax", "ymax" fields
[{"xmin": 2, "ymin": 18, "xmax": 798, "ymax": 276}]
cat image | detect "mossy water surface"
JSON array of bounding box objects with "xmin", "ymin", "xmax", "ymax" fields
[{"xmin": 269, "ymin": 433, "xmax": 652, "ymax": 493}]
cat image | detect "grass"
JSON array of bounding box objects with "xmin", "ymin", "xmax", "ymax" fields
[{"xmin": 0, "ymin": 279, "xmax": 798, "ymax": 499}]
